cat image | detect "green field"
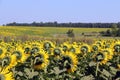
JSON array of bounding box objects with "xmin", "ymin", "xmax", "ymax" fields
[{"xmin": 0, "ymin": 26, "xmax": 109, "ymax": 37}]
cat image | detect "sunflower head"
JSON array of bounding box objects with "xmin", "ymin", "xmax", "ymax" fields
[
  {"xmin": 0, "ymin": 71, "xmax": 14, "ymax": 80},
  {"xmin": 30, "ymin": 46, "xmax": 40, "ymax": 55},
  {"xmin": 94, "ymin": 51, "xmax": 108, "ymax": 65},
  {"xmin": 24, "ymin": 47, "xmax": 31, "ymax": 54},
  {"xmin": 6, "ymin": 46, "xmax": 14, "ymax": 53},
  {"xmin": 43, "ymin": 41, "xmax": 53, "ymax": 49},
  {"xmin": 113, "ymin": 44, "xmax": 120, "ymax": 53},
  {"xmin": 61, "ymin": 52, "xmax": 78, "ymax": 73},
  {"xmin": 33, "ymin": 52, "xmax": 49, "ymax": 70},
  {"xmin": 1, "ymin": 56, "xmax": 11, "ymax": 67},
  {"xmin": 34, "ymin": 54, "xmax": 44, "ymax": 65},
  {"xmin": 53, "ymin": 48, "xmax": 62, "ymax": 56},
  {"xmin": 12, "ymin": 51, "xmax": 22, "ymax": 60},
  {"xmin": 102, "ymin": 49, "xmax": 113, "ymax": 60},
  {"xmin": 62, "ymin": 43, "xmax": 70, "ymax": 52},
  {"xmin": 92, "ymin": 44, "xmax": 99, "ymax": 52},
  {"xmin": 95, "ymin": 41, "xmax": 102, "ymax": 47},
  {"xmin": 63, "ymin": 56, "xmax": 72, "ymax": 64},
  {"xmin": 69, "ymin": 47, "xmax": 76, "ymax": 53},
  {"xmin": 63, "ymin": 46, "xmax": 68, "ymax": 52},
  {"xmin": 62, "ymin": 56, "xmax": 73, "ymax": 71},
  {"xmin": 80, "ymin": 44, "xmax": 90, "ymax": 54},
  {"xmin": 95, "ymin": 52, "xmax": 104, "ymax": 62},
  {"xmin": 104, "ymin": 43, "xmax": 110, "ymax": 48}
]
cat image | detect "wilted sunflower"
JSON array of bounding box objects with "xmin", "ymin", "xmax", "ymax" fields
[
  {"xmin": 0, "ymin": 67, "xmax": 14, "ymax": 80},
  {"xmin": 33, "ymin": 50, "xmax": 49, "ymax": 70},
  {"xmin": 62, "ymin": 52, "xmax": 78, "ymax": 73}
]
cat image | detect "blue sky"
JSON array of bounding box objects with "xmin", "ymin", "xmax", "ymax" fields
[{"xmin": 0, "ymin": 0, "xmax": 120, "ymax": 25}]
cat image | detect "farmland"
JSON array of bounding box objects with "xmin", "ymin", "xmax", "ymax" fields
[
  {"xmin": 1, "ymin": 26, "xmax": 120, "ymax": 80},
  {"xmin": 0, "ymin": 26, "xmax": 109, "ymax": 37}
]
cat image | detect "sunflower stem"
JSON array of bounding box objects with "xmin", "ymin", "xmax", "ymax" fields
[
  {"xmin": 95, "ymin": 62, "xmax": 99, "ymax": 77},
  {"xmin": 117, "ymin": 54, "xmax": 120, "ymax": 64}
]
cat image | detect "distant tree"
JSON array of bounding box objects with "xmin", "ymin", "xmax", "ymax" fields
[
  {"xmin": 106, "ymin": 29, "xmax": 111, "ymax": 36},
  {"xmin": 5, "ymin": 22, "xmax": 120, "ymax": 28},
  {"xmin": 116, "ymin": 28, "xmax": 120, "ymax": 37},
  {"xmin": 111, "ymin": 23, "xmax": 118, "ymax": 37},
  {"xmin": 66, "ymin": 29, "xmax": 75, "ymax": 37}
]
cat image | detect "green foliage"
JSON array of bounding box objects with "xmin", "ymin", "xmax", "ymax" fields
[
  {"xmin": 111, "ymin": 23, "xmax": 118, "ymax": 37},
  {"xmin": 100, "ymin": 24, "xmax": 120, "ymax": 37},
  {"xmin": 66, "ymin": 29, "xmax": 75, "ymax": 38}
]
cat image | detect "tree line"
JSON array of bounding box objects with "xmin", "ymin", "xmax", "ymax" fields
[
  {"xmin": 100, "ymin": 24, "xmax": 120, "ymax": 37},
  {"xmin": 5, "ymin": 22, "xmax": 120, "ymax": 28}
]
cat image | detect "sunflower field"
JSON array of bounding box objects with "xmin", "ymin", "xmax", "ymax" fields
[{"xmin": 0, "ymin": 39, "xmax": 120, "ymax": 80}]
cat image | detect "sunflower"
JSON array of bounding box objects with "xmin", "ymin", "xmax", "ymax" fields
[
  {"xmin": 52, "ymin": 47, "xmax": 63, "ymax": 57},
  {"xmin": 33, "ymin": 50, "xmax": 49, "ymax": 70},
  {"xmin": 0, "ymin": 47, "xmax": 7, "ymax": 59},
  {"xmin": 112, "ymin": 42, "xmax": 120, "ymax": 55},
  {"xmin": 42, "ymin": 41, "xmax": 55, "ymax": 54},
  {"xmin": 61, "ymin": 42, "xmax": 70, "ymax": 52},
  {"xmin": 94, "ymin": 50, "xmax": 108, "ymax": 65},
  {"xmin": 11, "ymin": 46, "xmax": 26, "ymax": 63},
  {"xmin": 1, "ymin": 55, "xmax": 17, "ymax": 69},
  {"xmin": 95, "ymin": 41, "xmax": 103, "ymax": 48},
  {"xmin": 91, "ymin": 44, "xmax": 100, "ymax": 52},
  {"xmin": 24, "ymin": 46, "xmax": 31, "ymax": 54},
  {"xmin": 72, "ymin": 42, "xmax": 79, "ymax": 48},
  {"xmin": 31, "ymin": 46, "xmax": 40, "ymax": 55},
  {"xmin": 104, "ymin": 43, "xmax": 111, "ymax": 49},
  {"xmin": 6, "ymin": 45, "xmax": 15, "ymax": 53},
  {"xmin": 79, "ymin": 44, "xmax": 91, "ymax": 55},
  {"xmin": 17, "ymin": 46, "xmax": 31, "ymax": 63},
  {"xmin": 31, "ymin": 41, "xmax": 41, "ymax": 47},
  {"xmin": 1, "ymin": 56, "xmax": 11, "ymax": 68},
  {"xmin": 102, "ymin": 49, "xmax": 113, "ymax": 60},
  {"xmin": 0, "ymin": 67, "xmax": 14, "ymax": 80},
  {"xmin": 68, "ymin": 45, "xmax": 80, "ymax": 54},
  {"xmin": 12, "ymin": 50, "xmax": 22, "ymax": 62},
  {"xmin": 43, "ymin": 40, "xmax": 55, "ymax": 49},
  {"xmin": 62, "ymin": 52, "xmax": 78, "ymax": 73},
  {"xmin": 9, "ymin": 55, "xmax": 18, "ymax": 68},
  {"xmin": 69, "ymin": 46, "xmax": 76, "ymax": 53}
]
